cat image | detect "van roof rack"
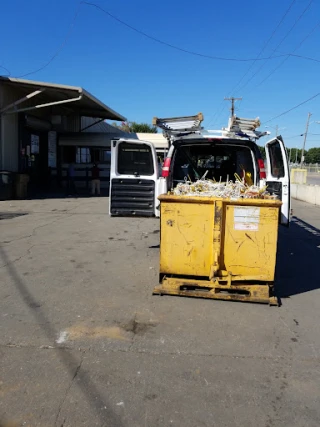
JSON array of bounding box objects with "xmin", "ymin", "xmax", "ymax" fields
[
  {"xmin": 153, "ymin": 113, "xmax": 204, "ymax": 134},
  {"xmin": 153, "ymin": 113, "xmax": 269, "ymax": 143}
]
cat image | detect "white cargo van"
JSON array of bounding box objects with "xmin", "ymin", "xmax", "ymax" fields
[{"xmin": 110, "ymin": 114, "xmax": 290, "ymax": 225}]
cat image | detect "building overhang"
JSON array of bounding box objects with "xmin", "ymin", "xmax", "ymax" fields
[{"xmin": 0, "ymin": 77, "xmax": 126, "ymax": 121}]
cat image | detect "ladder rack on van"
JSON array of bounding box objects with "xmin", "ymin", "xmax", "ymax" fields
[
  {"xmin": 152, "ymin": 113, "xmax": 204, "ymax": 143},
  {"xmin": 153, "ymin": 113, "xmax": 269, "ymax": 142}
]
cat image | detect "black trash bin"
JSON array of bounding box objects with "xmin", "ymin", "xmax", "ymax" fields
[{"xmin": 0, "ymin": 171, "xmax": 14, "ymax": 200}]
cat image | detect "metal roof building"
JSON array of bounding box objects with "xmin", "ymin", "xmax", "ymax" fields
[{"xmin": 0, "ymin": 77, "xmax": 126, "ymax": 196}]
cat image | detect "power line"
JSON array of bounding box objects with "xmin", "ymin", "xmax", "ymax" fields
[
  {"xmin": 206, "ymin": 0, "xmax": 297, "ymax": 128},
  {"xmin": 0, "ymin": 64, "xmax": 11, "ymax": 76},
  {"xmin": 236, "ymin": 0, "xmax": 314, "ymax": 94},
  {"xmin": 16, "ymin": 2, "xmax": 83, "ymax": 78},
  {"xmin": 288, "ymin": 53, "xmax": 320, "ymax": 63},
  {"xmin": 263, "ymin": 93, "xmax": 320, "ymax": 124},
  {"xmin": 83, "ymin": 1, "xmax": 289, "ymax": 63},
  {"xmin": 272, "ymin": 0, "xmax": 313, "ymax": 53},
  {"xmin": 255, "ymin": 18, "xmax": 320, "ymax": 88},
  {"xmin": 4, "ymin": 0, "xmax": 319, "ymax": 81},
  {"xmin": 230, "ymin": 0, "xmax": 298, "ymax": 93},
  {"xmin": 285, "ymin": 134, "xmax": 304, "ymax": 139}
]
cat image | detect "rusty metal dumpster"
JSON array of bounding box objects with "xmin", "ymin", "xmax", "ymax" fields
[{"xmin": 153, "ymin": 195, "xmax": 282, "ymax": 305}]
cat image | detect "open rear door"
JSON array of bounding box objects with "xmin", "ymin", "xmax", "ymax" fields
[
  {"xmin": 265, "ymin": 136, "xmax": 291, "ymax": 226},
  {"xmin": 110, "ymin": 139, "xmax": 163, "ymax": 217}
]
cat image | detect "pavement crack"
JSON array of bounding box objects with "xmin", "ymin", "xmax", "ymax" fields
[
  {"xmin": 54, "ymin": 351, "xmax": 84, "ymax": 427},
  {"xmin": 1, "ymin": 214, "xmax": 75, "ymax": 245},
  {"xmin": 0, "ymin": 244, "xmax": 36, "ymax": 268}
]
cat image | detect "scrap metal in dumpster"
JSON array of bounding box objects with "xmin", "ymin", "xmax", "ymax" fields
[{"xmin": 154, "ymin": 191, "xmax": 282, "ymax": 305}]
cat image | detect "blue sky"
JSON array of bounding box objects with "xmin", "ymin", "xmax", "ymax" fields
[{"xmin": 1, "ymin": 0, "xmax": 319, "ymax": 148}]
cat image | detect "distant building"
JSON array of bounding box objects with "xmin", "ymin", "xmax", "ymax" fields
[{"xmin": 0, "ymin": 77, "xmax": 126, "ymax": 194}]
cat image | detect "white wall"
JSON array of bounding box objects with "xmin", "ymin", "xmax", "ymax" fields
[{"xmin": 291, "ymin": 183, "xmax": 320, "ymax": 206}]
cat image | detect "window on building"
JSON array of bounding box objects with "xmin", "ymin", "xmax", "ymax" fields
[
  {"xmin": 62, "ymin": 146, "xmax": 111, "ymax": 164},
  {"xmin": 102, "ymin": 149, "xmax": 111, "ymax": 163},
  {"xmin": 76, "ymin": 148, "xmax": 91, "ymax": 164}
]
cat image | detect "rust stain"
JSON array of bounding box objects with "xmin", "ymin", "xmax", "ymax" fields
[
  {"xmin": 66, "ymin": 325, "xmax": 130, "ymax": 341},
  {"xmin": 237, "ymin": 241, "xmax": 244, "ymax": 252},
  {"xmin": 187, "ymin": 247, "xmax": 193, "ymax": 257},
  {"xmin": 0, "ymin": 422, "xmax": 19, "ymax": 427},
  {"xmin": 245, "ymin": 233, "xmax": 254, "ymax": 243},
  {"xmin": 0, "ymin": 382, "xmax": 21, "ymax": 398}
]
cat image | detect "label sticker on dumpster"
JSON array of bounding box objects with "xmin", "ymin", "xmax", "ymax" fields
[{"xmin": 234, "ymin": 207, "xmax": 260, "ymax": 231}]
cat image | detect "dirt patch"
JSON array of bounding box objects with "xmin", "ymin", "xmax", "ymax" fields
[
  {"xmin": 65, "ymin": 325, "xmax": 131, "ymax": 342},
  {"xmin": 120, "ymin": 318, "xmax": 157, "ymax": 336}
]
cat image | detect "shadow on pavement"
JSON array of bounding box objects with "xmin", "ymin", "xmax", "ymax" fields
[
  {"xmin": 26, "ymin": 188, "xmax": 110, "ymax": 200},
  {"xmin": 275, "ymin": 216, "xmax": 320, "ymax": 299},
  {"xmin": 0, "ymin": 246, "xmax": 123, "ymax": 427}
]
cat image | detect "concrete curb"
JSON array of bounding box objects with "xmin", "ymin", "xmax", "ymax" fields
[{"xmin": 291, "ymin": 183, "xmax": 320, "ymax": 206}]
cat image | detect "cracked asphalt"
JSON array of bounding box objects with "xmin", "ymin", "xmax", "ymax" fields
[{"xmin": 0, "ymin": 197, "xmax": 320, "ymax": 427}]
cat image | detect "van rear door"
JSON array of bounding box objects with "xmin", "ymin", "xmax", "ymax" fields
[
  {"xmin": 265, "ymin": 136, "xmax": 291, "ymax": 226},
  {"xmin": 110, "ymin": 139, "xmax": 163, "ymax": 217}
]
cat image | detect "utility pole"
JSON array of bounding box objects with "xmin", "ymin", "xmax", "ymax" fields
[
  {"xmin": 300, "ymin": 112, "xmax": 312, "ymax": 168},
  {"xmin": 275, "ymin": 125, "xmax": 278, "ymax": 137},
  {"xmin": 224, "ymin": 97, "xmax": 242, "ymax": 117}
]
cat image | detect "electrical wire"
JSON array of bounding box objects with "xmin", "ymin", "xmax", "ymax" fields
[
  {"xmin": 5, "ymin": 0, "xmax": 320, "ymax": 82},
  {"xmin": 206, "ymin": 0, "xmax": 297, "ymax": 128},
  {"xmin": 230, "ymin": 0, "xmax": 298, "ymax": 94},
  {"xmin": 285, "ymin": 134, "xmax": 304, "ymax": 139},
  {"xmin": 16, "ymin": 2, "xmax": 83, "ymax": 78},
  {"xmin": 255, "ymin": 18, "xmax": 320, "ymax": 88},
  {"xmin": 237, "ymin": 0, "xmax": 314, "ymax": 94},
  {"xmin": 263, "ymin": 93, "xmax": 320, "ymax": 124},
  {"xmin": 83, "ymin": 1, "xmax": 289, "ymax": 63},
  {"xmin": 288, "ymin": 53, "xmax": 320, "ymax": 63},
  {"xmin": 0, "ymin": 64, "xmax": 11, "ymax": 76}
]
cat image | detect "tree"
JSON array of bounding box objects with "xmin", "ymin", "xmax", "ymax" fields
[
  {"xmin": 258, "ymin": 146, "xmax": 266, "ymax": 159},
  {"xmin": 130, "ymin": 122, "xmax": 157, "ymax": 133},
  {"xmin": 290, "ymin": 148, "xmax": 303, "ymax": 164},
  {"xmin": 111, "ymin": 121, "xmax": 131, "ymax": 132},
  {"xmin": 305, "ymin": 147, "xmax": 320, "ymax": 164},
  {"xmin": 111, "ymin": 121, "xmax": 157, "ymax": 133}
]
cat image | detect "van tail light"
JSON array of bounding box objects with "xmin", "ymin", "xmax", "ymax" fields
[
  {"xmin": 161, "ymin": 157, "xmax": 171, "ymax": 178},
  {"xmin": 258, "ymin": 159, "xmax": 266, "ymax": 179}
]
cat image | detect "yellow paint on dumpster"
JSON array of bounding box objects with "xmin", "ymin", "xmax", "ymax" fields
[
  {"xmin": 157, "ymin": 195, "xmax": 282, "ymax": 305},
  {"xmin": 223, "ymin": 204, "xmax": 279, "ymax": 281},
  {"xmin": 160, "ymin": 201, "xmax": 214, "ymax": 277}
]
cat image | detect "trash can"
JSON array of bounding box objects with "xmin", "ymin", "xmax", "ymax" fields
[
  {"xmin": 0, "ymin": 171, "xmax": 14, "ymax": 200},
  {"xmin": 15, "ymin": 173, "xmax": 29, "ymax": 199},
  {"xmin": 154, "ymin": 195, "xmax": 282, "ymax": 305}
]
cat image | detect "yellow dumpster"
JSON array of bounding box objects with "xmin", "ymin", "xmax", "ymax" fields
[{"xmin": 153, "ymin": 195, "xmax": 282, "ymax": 305}]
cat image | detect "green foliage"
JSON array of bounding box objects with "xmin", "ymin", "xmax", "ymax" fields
[
  {"xmin": 289, "ymin": 148, "xmax": 302, "ymax": 164},
  {"xmin": 129, "ymin": 122, "xmax": 157, "ymax": 133},
  {"xmin": 304, "ymin": 147, "xmax": 320, "ymax": 164},
  {"xmin": 111, "ymin": 121, "xmax": 157, "ymax": 133},
  {"xmin": 258, "ymin": 146, "xmax": 265, "ymax": 159}
]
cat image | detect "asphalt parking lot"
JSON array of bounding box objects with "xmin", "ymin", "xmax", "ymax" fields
[{"xmin": 0, "ymin": 197, "xmax": 320, "ymax": 427}]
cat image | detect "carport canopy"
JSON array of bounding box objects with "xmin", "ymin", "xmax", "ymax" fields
[{"xmin": 0, "ymin": 76, "xmax": 126, "ymax": 121}]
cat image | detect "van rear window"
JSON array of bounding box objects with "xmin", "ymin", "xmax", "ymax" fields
[
  {"xmin": 117, "ymin": 143, "xmax": 154, "ymax": 176},
  {"xmin": 172, "ymin": 144, "xmax": 254, "ymax": 183}
]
